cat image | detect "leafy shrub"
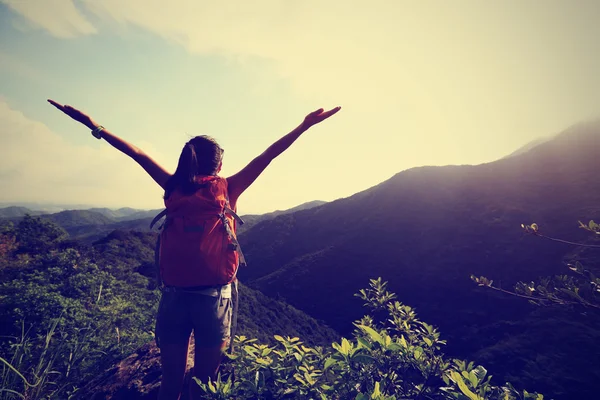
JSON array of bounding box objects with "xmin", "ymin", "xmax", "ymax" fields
[
  {"xmin": 472, "ymin": 221, "xmax": 600, "ymax": 311},
  {"xmin": 196, "ymin": 278, "xmax": 543, "ymax": 400}
]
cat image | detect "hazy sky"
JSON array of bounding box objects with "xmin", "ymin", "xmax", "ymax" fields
[{"xmin": 1, "ymin": 0, "xmax": 599, "ymax": 214}]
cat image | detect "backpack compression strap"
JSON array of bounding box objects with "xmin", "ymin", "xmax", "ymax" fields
[
  {"xmin": 221, "ymin": 207, "xmax": 247, "ymax": 267},
  {"xmin": 229, "ymin": 278, "xmax": 239, "ymax": 354}
]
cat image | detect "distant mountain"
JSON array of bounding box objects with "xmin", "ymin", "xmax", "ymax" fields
[
  {"xmin": 2, "ymin": 209, "xmax": 117, "ymax": 239},
  {"xmin": 42, "ymin": 210, "xmax": 115, "ymax": 228},
  {"xmin": 0, "ymin": 202, "xmax": 98, "ymax": 213},
  {"xmin": 236, "ymin": 121, "xmax": 600, "ymax": 398},
  {"xmin": 0, "ymin": 206, "xmax": 46, "ymax": 218},
  {"xmin": 88, "ymin": 207, "xmax": 141, "ymax": 220},
  {"xmin": 237, "ymin": 200, "xmax": 327, "ymax": 234},
  {"xmin": 116, "ymin": 208, "xmax": 163, "ymax": 221},
  {"xmin": 86, "ymin": 207, "xmax": 164, "ymax": 222},
  {"xmin": 0, "ymin": 203, "xmax": 161, "ymax": 221},
  {"xmin": 3, "ymin": 201, "xmax": 327, "ymax": 243}
]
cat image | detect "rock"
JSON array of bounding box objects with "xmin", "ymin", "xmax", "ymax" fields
[{"xmin": 77, "ymin": 339, "xmax": 196, "ymax": 400}]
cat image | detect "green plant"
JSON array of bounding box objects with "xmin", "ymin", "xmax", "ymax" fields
[
  {"xmin": 472, "ymin": 221, "xmax": 600, "ymax": 311},
  {"xmin": 0, "ymin": 319, "xmax": 81, "ymax": 400},
  {"xmin": 195, "ymin": 278, "xmax": 543, "ymax": 399}
]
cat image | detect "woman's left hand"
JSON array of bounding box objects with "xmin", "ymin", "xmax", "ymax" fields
[{"xmin": 47, "ymin": 99, "xmax": 97, "ymax": 129}]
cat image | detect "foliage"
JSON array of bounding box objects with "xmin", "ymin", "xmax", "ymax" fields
[
  {"xmin": 0, "ymin": 217, "xmax": 339, "ymax": 399},
  {"xmin": 472, "ymin": 221, "xmax": 600, "ymax": 311},
  {"xmin": 0, "ymin": 319, "xmax": 85, "ymax": 400},
  {"xmin": 13, "ymin": 215, "xmax": 68, "ymax": 255},
  {"xmin": 196, "ymin": 278, "xmax": 543, "ymax": 400},
  {"xmin": 0, "ymin": 219, "xmax": 159, "ymax": 398}
]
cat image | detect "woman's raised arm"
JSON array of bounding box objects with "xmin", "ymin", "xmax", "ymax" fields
[
  {"xmin": 227, "ymin": 106, "xmax": 341, "ymax": 205},
  {"xmin": 47, "ymin": 99, "xmax": 171, "ymax": 189}
]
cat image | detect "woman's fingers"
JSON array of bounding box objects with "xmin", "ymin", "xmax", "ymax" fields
[
  {"xmin": 316, "ymin": 106, "xmax": 342, "ymax": 121},
  {"xmin": 47, "ymin": 99, "xmax": 66, "ymax": 112},
  {"xmin": 47, "ymin": 99, "xmax": 76, "ymax": 117},
  {"xmin": 304, "ymin": 106, "xmax": 341, "ymax": 127},
  {"xmin": 47, "ymin": 99, "xmax": 91, "ymax": 127},
  {"xmin": 323, "ymin": 106, "xmax": 341, "ymax": 117}
]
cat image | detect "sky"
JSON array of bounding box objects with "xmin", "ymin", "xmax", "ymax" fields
[{"xmin": 0, "ymin": 0, "xmax": 599, "ymax": 214}]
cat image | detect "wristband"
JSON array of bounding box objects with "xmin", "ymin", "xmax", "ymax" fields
[{"xmin": 91, "ymin": 125, "xmax": 105, "ymax": 139}]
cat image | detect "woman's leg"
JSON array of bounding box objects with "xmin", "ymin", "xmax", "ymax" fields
[
  {"xmin": 158, "ymin": 340, "xmax": 190, "ymax": 400},
  {"xmin": 189, "ymin": 341, "xmax": 227, "ymax": 399},
  {"xmin": 155, "ymin": 291, "xmax": 193, "ymax": 400},
  {"xmin": 188, "ymin": 293, "xmax": 233, "ymax": 399},
  {"xmin": 194, "ymin": 341, "xmax": 227, "ymax": 382}
]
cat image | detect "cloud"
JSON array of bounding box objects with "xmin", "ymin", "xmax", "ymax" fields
[
  {"xmin": 79, "ymin": 0, "xmax": 406, "ymax": 100},
  {"xmin": 0, "ymin": 51, "xmax": 43, "ymax": 82},
  {"xmin": 78, "ymin": 1, "xmax": 600, "ymax": 134},
  {"xmin": 0, "ymin": 100, "xmax": 165, "ymax": 208},
  {"xmin": 6, "ymin": 1, "xmax": 598, "ymax": 130},
  {"xmin": 1, "ymin": 0, "xmax": 96, "ymax": 38},
  {"xmin": 3, "ymin": 0, "xmax": 599, "ymax": 213}
]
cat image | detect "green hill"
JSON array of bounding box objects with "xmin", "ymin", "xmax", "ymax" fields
[{"xmin": 0, "ymin": 218, "xmax": 338, "ymax": 399}]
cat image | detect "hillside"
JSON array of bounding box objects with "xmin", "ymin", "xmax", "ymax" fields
[
  {"xmin": 0, "ymin": 218, "xmax": 338, "ymax": 399},
  {"xmin": 90, "ymin": 229, "xmax": 338, "ymax": 344},
  {"xmin": 236, "ymin": 121, "xmax": 600, "ymax": 398}
]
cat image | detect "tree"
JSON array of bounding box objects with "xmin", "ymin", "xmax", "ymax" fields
[{"xmin": 14, "ymin": 215, "xmax": 68, "ymax": 254}]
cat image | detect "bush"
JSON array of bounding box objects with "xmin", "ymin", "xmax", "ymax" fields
[{"xmin": 196, "ymin": 278, "xmax": 543, "ymax": 400}]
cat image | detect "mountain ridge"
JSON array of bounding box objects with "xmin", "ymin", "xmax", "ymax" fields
[
  {"xmin": 236, "ymin": 120, "xmax": 600, "ymax": 343},
  {"xmin": 0, "ymin": 200, "xmax": 329, "ymax": 243}
]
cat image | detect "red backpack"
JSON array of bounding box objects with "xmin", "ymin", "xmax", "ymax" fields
[{"xmin": 150, "ymin": 176, "xmax": 246, "ymax": 288}]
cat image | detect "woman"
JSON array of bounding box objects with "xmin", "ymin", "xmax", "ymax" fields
[{"xmin": 47, "ymin": 98, "xmax": 341, "ymax": 399}]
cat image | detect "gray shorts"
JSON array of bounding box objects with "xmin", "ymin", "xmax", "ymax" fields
[{"xmin": 155, "ymin": 288, "xmax": 232, "ymax": 348}]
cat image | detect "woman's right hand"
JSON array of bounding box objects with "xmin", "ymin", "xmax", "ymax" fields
[
  {"xmin": 47, "ymin": 99, "xmax": 97, "ymax": 129},
  {"xmin": 302, "ymin": 106, "xmax": 341, "ymax": 129}
]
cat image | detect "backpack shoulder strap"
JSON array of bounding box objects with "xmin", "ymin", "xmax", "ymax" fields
[
  {"xmin": 150, "ymin": 209, "xmax": 168, "ymax": 230},
  {"xmin": 224, "ymin": 205, "xmax": 245, "ymax": 226},
  {"xmin": 150, "ymin": 209, "xmax": 167, "ymax": 290}
]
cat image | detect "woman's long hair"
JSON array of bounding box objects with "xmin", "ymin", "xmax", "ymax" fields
[{"xmin": 164, "ymin": 135, "xmax": 224, "ymax": 199}]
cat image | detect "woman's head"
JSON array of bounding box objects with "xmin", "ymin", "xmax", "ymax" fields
[
  {"xmin": 186, "ymin": 135, "xmax": 224, "ymax": 175},
  {"xmin": 164, "ymin": 135, "xmax": 224, "ymax": 198}
]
